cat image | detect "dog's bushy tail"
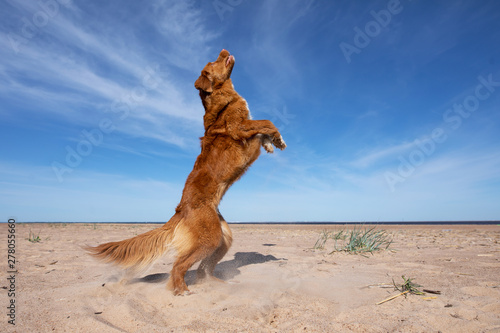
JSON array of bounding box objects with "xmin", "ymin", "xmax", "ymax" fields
[{"xmin": 86, "ymin": 221, "xmax": 178, "ymax": 271}]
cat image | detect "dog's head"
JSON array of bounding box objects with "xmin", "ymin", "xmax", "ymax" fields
[{"xmin": 195, "ymin": 49, "xmax": 235, "ymax": 93}]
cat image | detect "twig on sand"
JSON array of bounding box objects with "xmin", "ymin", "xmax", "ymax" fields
[
  {"xmin": 422, "ymin": 289, "xmax": 441, "ymax": 294},
  {"xmin": 376, "ymin": 275, "xmax": 429, "ymax": 305},
  {"xmin": 376, "ymin": 290, "xmax": 410, "ymax": 305}
]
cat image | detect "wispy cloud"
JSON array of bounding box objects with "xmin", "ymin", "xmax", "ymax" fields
[
  {"xmin": 350, "ymin": 141, "xmax": 415, "ymax": 169},
  {"xmin": 151, "ymin": 0, "xmax": 220, "ymax": 70},
  {"xmin": 1, "ymin": 0, "xmax": 211, "ymax": 150}
]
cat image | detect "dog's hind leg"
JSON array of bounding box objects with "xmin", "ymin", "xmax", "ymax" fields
[
  {"xmin": 167, "ymin": 247, "xmax": 206, "ymax": 295},
  {"xmin": 167, "ymin": 214, "xmax": 224, "ymax": 295},
  {"xmin": 196, "ymin": 214, "xmax": 233, "ymax": 282}
]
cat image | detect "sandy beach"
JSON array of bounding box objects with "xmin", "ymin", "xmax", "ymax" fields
[{"xmin": 2, "ymin": 223, "xmax": 500, "ymax": 332}]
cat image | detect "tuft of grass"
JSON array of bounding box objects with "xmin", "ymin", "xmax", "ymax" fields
[
  {"xmin": 392, "ymin": 275, "xmax": 425, "ymax": 295},
  {"xmin": 313, "ymin": 229, "xmax": 347, "ymax": 250},
  {"xmin": 313, "ymin": 226, "xmax": 392, "ymax": 255},
  {"xmin": 335, "ymin": 227, "xmax": 393, "ymax": 255},
  {"xmin": 28, "ymin": 229, "xmax": 41, "ymax": 243},
  {"xmin": 313, "ymin": 230, "xmax": 331, "ymax": 250}
]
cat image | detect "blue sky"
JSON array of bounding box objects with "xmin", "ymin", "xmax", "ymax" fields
[{"xmin": 1, "ymin": 0, "xmax": 500, "ymax": 222}]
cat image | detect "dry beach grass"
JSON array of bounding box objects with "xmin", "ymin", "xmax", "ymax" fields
[{"xmin": 2, "ymin": 223, "xmax": 500, "ymax": 332}]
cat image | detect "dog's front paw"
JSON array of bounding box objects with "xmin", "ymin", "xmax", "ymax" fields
[
  {"xmin": 263, "ymin": 141, "xmax": 274, "ymax": 153},
  {"xmin": 261, "ymin": 135, "xmax": 274, "ymax": 153},
  {"xmin": 273, "ymin": 135, "xmax": 286, "ymax": 150}
]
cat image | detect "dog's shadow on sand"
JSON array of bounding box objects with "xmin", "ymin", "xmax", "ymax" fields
[{"xmin": 132, "ymin": 252, "xmax": 284, "ymax": 285}]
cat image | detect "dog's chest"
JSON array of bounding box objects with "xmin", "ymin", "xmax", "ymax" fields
[{"xmin": 243, "ymin": 98, "xmax": 252, "ymax": 120}]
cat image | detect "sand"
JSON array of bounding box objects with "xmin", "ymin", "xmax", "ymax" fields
[{"xmin": 2, "ymin": 223, "xmax": 500, "ymax": 332}]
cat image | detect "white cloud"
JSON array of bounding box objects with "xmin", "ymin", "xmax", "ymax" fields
[{"xmin": 0, "ymin": 0, "xmax": 212, "ymax": 150}]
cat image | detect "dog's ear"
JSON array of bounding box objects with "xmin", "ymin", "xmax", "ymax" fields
[{"xmin": 195, "ymin": 72, "xmax": 213, "ymax": 93}]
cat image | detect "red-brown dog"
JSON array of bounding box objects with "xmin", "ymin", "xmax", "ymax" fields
[{"xmin": 87, "ymin": 49, "xmax": 286, "ymax": 295}]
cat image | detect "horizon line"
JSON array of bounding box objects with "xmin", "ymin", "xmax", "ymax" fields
[{"xmin": 4, "ymin": 220, "xmax": 500, "ymax": 225}]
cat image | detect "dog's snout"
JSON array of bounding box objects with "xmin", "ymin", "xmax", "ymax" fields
[{"xmin": 220, "ymin": 49, "xmax": 230, "ymax": 57}]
